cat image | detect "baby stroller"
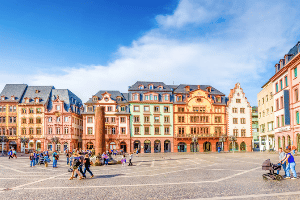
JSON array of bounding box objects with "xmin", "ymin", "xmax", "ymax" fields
[{"xmin": 262, "ymin": 159, "xmax": 282, "ymax": 181}]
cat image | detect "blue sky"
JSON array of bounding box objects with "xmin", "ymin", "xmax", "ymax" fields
[{"xmin": 1, "ymin": 0, "xmax": 300, "ymax": 105}]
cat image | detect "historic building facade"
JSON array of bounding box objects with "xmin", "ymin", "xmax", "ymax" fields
[
  {"xmin": 0, "ymin": 84, "xmax": 27, "ymax": 151},
  {"xmin": 227, "ymin": 83, "xmax": 252, "ymax": 152},
  {"xmin": 173, "ymin": 85, "xmax": 227, "ymax": 153},
  {"xmin": 82, "ymin": 91, "xmax": 130, "ymax": 152},
  {"xmin": 44, "ymin": 89, "xmax": 83, "ymax": 153},
  {"xmin": 18, "ymin": 86, "xmax": 54, "ymax": 152},
  {"xmin": 257, "ymin": 80, "xmax": 275, "ymax": 151},
  {"xmin": 128, "ymin": 81, "xmax": 174, "ymax": 153}
]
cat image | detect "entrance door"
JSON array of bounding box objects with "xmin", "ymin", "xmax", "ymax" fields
[
  {"xmin": 178, "ymin": 143, "xmax": 186, "ymax": 152},
  {"xmin": 154, "ymin": 140, "xmax": 161, "ymax": 153},
  {"xmin": 144, "ymin": 140, "xmax": 151, "ymax": 153},
  {"xmin": 164, "ymin": 140, "xmax": 171, "ymax": 152},
  {"xmin": 133, "ymin": 141, "xmax": 141, "ymax": 152},
  {"xmin": 190, "ymin": 143, "xmax": 199, "ymax": 152},
  {"xmin": 203, "ymin": 142, "xmax": 211, "ymax": 152},
  {"xmin": 120, "ymin": 142, "xmax": 127, "ymax": 152},
  {"xmin": 110, "ymin": 142, "xmax": 116, "ymax": 150},
  {"xmin": 56, "ymin": 144, "xmax": 61, "ymax": 153},
  {"xmin": 64, "ymin": 143, "xmax": 68, "ymax": 151},
  {"xmin": 240, "ymin": 142, "xmax": 246, "ymax": 151}
]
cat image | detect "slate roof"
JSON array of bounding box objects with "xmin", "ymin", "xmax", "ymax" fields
[
  {"xmin": 49, "ymin": 89, "xmax": 83, "ymax": 112},
  {"xmin": 20, "ymin": 86, "xmax": 54, "ymax": 105},
  {"xmin": 128, "ymin": 81, "xmax": 172, "ymax": 92},
  {"xmin": 173, "ymin": 84, "xmax": 225, "ymax": 96},
  {"xmin": 0, "ymin": 84, "xmax": 28, "ymax": 102},
  {"xmin": 86, "ymin": 90, "xmax": 128, "ymax": 104}
]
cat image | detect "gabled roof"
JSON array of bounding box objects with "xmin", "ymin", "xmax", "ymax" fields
[
  {"xmin": 49, "ymin": 89, "xmax": 83, "ymax": 112},
  {"xmin": 0, "ymin": 84, "xmax": 28, "ymax": 102},
  {"xmin": 227, "ymin": 83, "xmax": 251, "ymax": 107},
  {"xmin": 85, "ymin": 90, "xmax": 128, "ymax": 104},
  {"xmin": 21, "ymin": 86, "xmax": 54, "ymax": 105},
  {"xmin": 173, "ymin": 84, "xmax": 225, "ymax": 96},
  {"xmin": 128, "ymin": 81, "xmax": 172, "ymax": 92}
]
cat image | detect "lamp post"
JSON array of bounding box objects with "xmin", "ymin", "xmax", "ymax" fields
[
  {"xmin": 219, "ymin": 135, "xmax": 226, "ymax": 151},
  {"xmin": 229, "ymin": 136, "xmax": 237, "ymax": 153}
]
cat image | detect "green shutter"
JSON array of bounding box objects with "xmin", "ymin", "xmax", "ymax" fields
[
  {"xmin": 280, "ymin": 80, "xmax": 283, "ymax": 90},
  {"xmin": 297, "ymin": 112, "xmax": 299, "ymax": 124},
  {"xmin": 285, "ymin": 76, "xmax": 288, "ymax": 86},
  {"xmin": 295, "ymin": 67, "xmax": 298, "ymax": 78},
  {"xmin": 276, "ymin": 84, "xmax": 278, "ymax": 92}
]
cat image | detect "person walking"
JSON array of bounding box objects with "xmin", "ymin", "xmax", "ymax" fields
[
  {"xmin": 83, "ymin": 154, "xmax": 94, "ymax": 178},
  {"xmin": 12, "ymin": 149, "xmax": 17, "ymax": 159},
  {"xmin": 121, "ymin": 155, "xmax": 126, "ymax": 166},
  {"xmin": 66, "ymin": 151, "xmax": 70, "ymax": 166},
  {"xmin": 52, "ymin": 150, "xmax": 58, "ymax": 168},
  {"xmin": 30, "ymin": 153, "xmax": 35, "ymax": 167},
  {"xmin": 128, "ymin": 153, "xmax": 133, "ymax": 166},
  {"xmin": 282, "ymin": 147, "xmax": 297, "ymax": 179},
  {"xmin": 278, "ymin": 147, "xmax": 286, "ymax": 176},
  {"xmin": 35, "ymin": 152, "xmax": 40, "ymax": 165},
  {"xmin": 136, "ymin": 148, "xmax": 139, "ymax": 157},
  {"xmin": 8, "ymin": 149, "xmax": 13, "ymax": 159},
  {"xmin": 75, "ymin": 155, "xmax": 86, "ymax": 179},
  {"xmin": 69, "ymin": 154, "xmax": 83, "ymax": 180}
]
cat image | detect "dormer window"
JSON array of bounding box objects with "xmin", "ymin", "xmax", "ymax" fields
[
  {"xmin": 35, "ymin": 90, "xmax": 40, "ymax": 93},
  {"xmin": 145, "ymin": 95, "xmax": 149, "ymax": 100},
  {"xmin": 149, "ymin": 85, "xmax": 153, "ymax": 89},
  {"xmin": 117, "ymin": 97, "xmax": 122, "ymax": 101},
  {"xmin": 216, "ymin": 97, "xmax": 221, "ymax": 103},
  {"xmin": 207, "ymin": 87, "xmax": 211, "ymax": 92},
  {"xmin": 150, "ymin": 94, "xmax": 153, "ymax": 100},
  {"xmin": 93, "ymin": 97, "xmax": 98, "ymax": 101},
  {"xmin": 11, "ymin": 96, "xmax": 15, "ymax": 100},
  {"xmin": 35, "ymin": 98, "xmax": 39, "ymax": 103},
  {"xmin": 164, "ymin": 95, "xmax": 169, "ymax": 101},
  {"xmin": 185, "ymin": 86, "xmax": 190, "ymax": 92},
  {"xmin": 139, "ymin": 85, "xmax": 144, "ymax": 89},
  {"xmin": 177, "ymin": 96, "xmax": 182, "ymax": 102},
  {"xmin": 158, "ymin": 85, "xmax": 163, "ymax": 90},
  {"xmin": 1, "ymin": 96, "xmax": 5, "ymax": 100},
  {"xmin": 132, "ymin": 94, "xmax": 139, "ymax": 101},
  {"xmin": 25, "ymin": 98, "xmax": 29, "ymax": 103}
]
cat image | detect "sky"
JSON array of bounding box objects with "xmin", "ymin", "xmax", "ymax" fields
[{"xmin": 1, "ymin": 0, "xmax": 300, "ymax": 105}]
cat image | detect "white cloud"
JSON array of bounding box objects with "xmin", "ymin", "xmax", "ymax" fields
[{"xmin": 2, "ymin": 0, "xmax": 300, "ymax": 106}]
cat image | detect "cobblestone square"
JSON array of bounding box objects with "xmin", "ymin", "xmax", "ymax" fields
[{"xmin": 1, "ymin": 152, "xmax": 300, "ymax": 200}]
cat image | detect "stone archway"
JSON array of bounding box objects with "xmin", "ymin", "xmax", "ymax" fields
[
  {"xmin": 203, "ymin": 141, "xmax": 211, "ymax": 152},
  {"xmin": 120, "ymin": 141, "xmax": 127, "ymax": 152},
  {"xmin": 240, "ymin": 142, "xmax": 246, "ymax": 151},
  {"xmin": 144, "ymin": 140, "xmax": 151, "ymax": 153},
  {"xmin": 164, "ymin": 140, "xmax": 171, "ymax": 152},
  {"xmin": 154, "ymin": 140, "xmax": 161, "ymax": 153}
]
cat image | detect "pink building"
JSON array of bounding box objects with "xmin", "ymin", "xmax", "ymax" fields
[{"xmin": 44, "ymin": 89, "xmax": 83, "ymax": 152}]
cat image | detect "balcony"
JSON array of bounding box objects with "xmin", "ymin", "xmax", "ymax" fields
[{"xmin": 175, "ymin": 133, "xmax": 222, "ymax": 138}]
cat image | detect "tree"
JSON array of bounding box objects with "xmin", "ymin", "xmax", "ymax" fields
[{"xmin": 51, "ymin": 137, "xmax": 59, "ymax": 144}]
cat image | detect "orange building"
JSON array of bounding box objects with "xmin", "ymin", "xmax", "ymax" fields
[{"xmin": 173, "ymin": 85, "xmax": 227, "ymax": 152}]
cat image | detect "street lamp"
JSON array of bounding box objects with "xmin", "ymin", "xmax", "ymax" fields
[
  {"xmin": 229, "ymin": 136, "xmax": 237, "ymax": 153},
  {"xmin": 219, "ymin": 134, "xmax": 227, "ymax": 151}
]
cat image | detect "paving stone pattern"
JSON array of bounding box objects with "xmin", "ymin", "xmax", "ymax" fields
[{"xmin": 0, "ymin": 152, "xmax": 300, "ymax": 200}]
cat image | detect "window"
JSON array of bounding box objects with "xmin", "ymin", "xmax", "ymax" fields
[
  {"xmin": 215, "ymin": 127, "xmax": 221, "ymax": 135},
  {"xmin": 233, "ymin": 129, "xmax": 238, "ymax": 137},
  {"xmin": 57, "ymin": 128, "xmax": 61, "ymax": 134},
  {"xmin": 277, "ymin": 117, "xmax": 280, "ymax": 127},
  {"xmin": 48, "ymin": 128, "xmax": 52, "ymax": 134},
  {"xmin": 144, "ymin": 116, "xmax": 149, "ymax": 123},
  {"xmin": 111, "ymin": 117, "xmax": 115, "ymax": 123},
  {"xmin": 276, "ymin": 83, "xmax": 278, "ymax": 93},
  {"xmin": 164, "ymin": 106, "xmax": 169, "ymax": 113},
  {"xmin": 266, "ymin": 95, "xmax": 268, "ymax": 102},
  {"xmin": 29, "ymin": 118, "xmax": 33, "ymax": 124},
  {"xmin": 200, "ymin": 107, "xmax": 206, "ymax": 112},
  {"xmin": 134, "ymin": 127, "xmax": 140, "ymax": 135},
  {"xmin": 200, "ymin": 116, "xmax": 208, "ymax": 123},
  {"xmin": 270, "ymin": 92, "xmax": 273, "ymax": 99},
  {"xmin": 215, "ymin": 116, "xmax": 221, "ymax": 123},
  {"xmin": 154, "ymin": 106, "xmax": 159, "ymax": 112},
  {"xmin": 36, "ymin": 128, "xmax": 41, "ymax": 135},
  {"xmin": 285, "ymin": 76, "xmax": 288, "ymax": 87},
  {"xmin": 280, "ymin": 96, "xmax": 284, "ymax": 109},
  {"xmin": 262, "ymin": 98, "xmax": 265, "ymax": 104},
  {"xmin": 241, "ymin": 129, "xmax": 246, "ymax": 137},
  {"xmin": 144, "ymin": 106, "xmax": 150, "ymax": 112},
  {"xmin": 107, "ymin": 106, "xmax": 112, "ymax": 111},
  {"xmin": 133, "ymin": 94, "xmax": 138, "ymax": 100},
  {"xmin": 178, "ymin": 127, "xmax": 185, "ymax": 134},
  {"xmin": 150, "ymin": 94, "xmax": 153, "ymax": 100},
  {"xmin": 190, "ymin": 116, "xmax": 199, "ymax": 123},
  {"xmin": 120, "ymin": 106, "xmax": 125, "ymax": 111},
  {"xmin": 144, "ymin": 127, "xmax": 150, "ymax": 135},
  {"xmin": 64, "ymin": 127, "xmax": 68, "ymax": 134},
  {"xmin": 63, "ymin": 116, "xmax": 68, "ymax": 122},
  {"xmin": 57, "ymin": 117, "xmax": 61, "ymax": 122},
  {"xmin": 154, "ymin": 116, "xmax": 160, "ymax": 123},
  {"xmin": 22, "ymin": 118, "xmax": 26, "ymax": 124},
  {"xmin": 56, "ymin": 105, "xmax": 60, "ymax": 110},
  {"xmin": 215, "ymin": 107, "xmax": 221, "ymax": 113},
  {"xmin": 134, "ymin": 106, "xmax": 140, "ymax": 112},
  {"xmin": 164, "ymin": 127, "xmax": 170, "ymax": 135},
  {"xmin": 164, "ymin": 116, "xmax": 170, "ymax": 123},
  {"xmin": 29, "ymin": 128, "xmax": 34, "ymax": 135},
  {"xmin": 240, "ymin": 108, "xmax": 245, "ymax": 113},
  {"xmin": 267, "ymin": 108, "xmax": 269, "ymax": 115},
  {"xmin": 36, "ymin": 118, "xmax": 41, "ymax": 124},
  {"xmin": 241, "ymin": 118, "xmax": 246, "ymax": 124},
  {"xmin": 297, "ymin": 111, "xmax": 299, "ymax": 125},
  {"xmin": 294, "ymin": 67, "xmax": 297, "ymax": 78},
  {"xmin": 268, "ymin": 122, "xmax": 274, "ymax": 131},
  {"xmin": 155, "ymin": 127, "xmax": 160, "ymax": 134},
  {"xmin": 280, "ymin": 80, "xmax": 283, "ymax": 90},
  {"xmin": 134, "ymin": 116, "xmax": 140, "ymax": 123},
  {"xmin": 236, "ymin": 99, "xmax": 241, "ymax": 103},
  {"xmin": 271, "ymin": 106, "xmax": 273, "ymax": 113},
  {"xmin": 193, "ymin": 107, "xmax": 199, "ymax": 112},
  {"xmin": 22, "ymin": 128, "xmax": 26, "ymax": 135},
  {"xmin": 154, "ymin": 95, "xmax": 158, "ymax": 100},
  {"xmin": 120, "ymin": 117, "xmax": 126, "ymax": 123},
  {"xmin": 178, "ymin": 107, "xmax": 184, "ymax": 112},
  {"xmin": 233, "ymin": 118, "xmax": 238, "ymax": 124},
  {"xmin": 121, "ymin": 127, "xmax": 126, "ymax": 134},
  {"xmin": 178, "ymin": 116, "xmax": 185, "ymax": 123},
  {"xmin": 49, "ymin": 117, "xmax": 52, "ymax": 122},
  {"xmin": 164, "ymin": 95, "xmax": 169, "ymax": 101},
  {"xmin": 276, "ymin": 99, "xmax": 279, "ymax": 110},
  {"xmin": 177, "ymin": 96, "xmax": 182, "ymax": 102},
  {"xmin": 87, "ymin": 106, "xmax": 93, "ymax": 112},
  {"xmin": 112, "ymin": 128, "xmax": 116, "ymax": 134},
  {"xmin": 149, "ymin": 85, "xmax": 153, "ymax": 89},
  {"xmin": 281, "ymin": 115, "xmax": 285, "ymax": 126},
  {"xmin": 145, "ymin": 95, "xmax": 149, "ymax": 100},
  {"xmin": 105, "ymin": 117, "xmax": 109, "ymax": 123},
  {"xmin": 9, "ymin": 106, "xmax": 13, "ymax": 112},
  {"xmin": 295, "ymin": 89, "xmax": 299, "ymax": 102},
  {"xmin": 36, "ymin": 108, "xmax": 41, "ymax": 113},
  {"xmin": 88, "ymin": 127, "xmax": 93, "ymax": 135},
  {"xmin": 232, "ymin": 108, "xmax": 238, "ymax": 113},
  {"xmin": 29, "ymin": 108, "xmax": 34, "ymax": 114}
]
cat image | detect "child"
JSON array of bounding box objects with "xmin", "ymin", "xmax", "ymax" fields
[
  {"xmin": 121, "ymin": 155, "xmax": 126, "ymax": 166},
  {"xmin": 30, "ymin": 153, "xmax": 35, "ymax": 167}
]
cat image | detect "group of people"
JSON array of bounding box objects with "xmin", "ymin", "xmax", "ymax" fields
[
  {"xmin": 68, "ymin": 150, "xmax": 94, "ymax": 180},
  {"xmin": 8, "ymin": 149, "xmax": 17, "ymax": 159},
  {"xmin": 29, "ymin": 150, "xmax": 57, "ymax": 167},
  {"xmin": 278, "ymin": 146, "xmax": 297, "ymax": 179}
]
